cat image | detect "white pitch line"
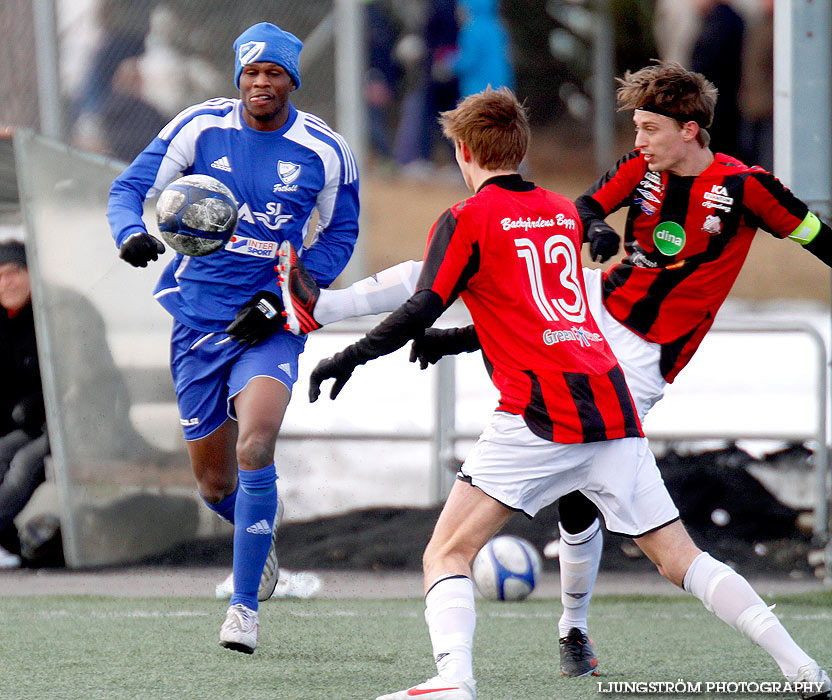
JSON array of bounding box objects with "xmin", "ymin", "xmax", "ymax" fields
[{"xmin": 16, "ymin": 608, "xmax": 832, "ymax": 623}]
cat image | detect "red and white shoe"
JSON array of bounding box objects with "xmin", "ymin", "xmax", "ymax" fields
[
  {"xmin": 375, "ymin": 675, "xmax": 476, "ymax": 700},
  {"xmin": 276, "ymin": 240, "xmax": 321, "ymax": 335}
]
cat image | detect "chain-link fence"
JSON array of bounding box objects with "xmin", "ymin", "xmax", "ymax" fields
[
  {"xmin": 3, "ymin": 0, "xmax": 342, "ymax": 164},
  {"xmin": 0, "ymin": 1, "xmax": 40, "ymax": 131}
]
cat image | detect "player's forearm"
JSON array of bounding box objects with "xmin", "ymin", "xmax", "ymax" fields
[
  {"xmin": 802, "ymin": 219, "xmax": 832, "ymax": 266},
  {"xmin": 302, "ymin": 188, "xmax": 360, "ymax": 287},
  {"xmin": 447, "ymin": 324, "xmax": 480, "ymax": 352},
  {"xmin": 107, "ymin": 179, "xmax": 150, "ymax": 247},
  {"xmin": 301, "ymin": 234, "xmax": 357, "ymax": 288},
  {"xmin": 342, "ymin": 289, "xmax": 445, "ymax": 366},
  {"xmin": 575, "ymin": 195, "xmax": 608, "ymax": 241},
  {"xmin": 107, "ymin": 144, "xmax": 174, "ymax": 247}
]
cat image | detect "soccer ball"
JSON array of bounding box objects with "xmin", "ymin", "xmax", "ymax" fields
[
  {"xmin": 472, "ymin": 535, "xmax": 542, "ymax": 601},
  {"xmin": 155, "ymin": 174, "xmax": 238, "ymax": 256}
]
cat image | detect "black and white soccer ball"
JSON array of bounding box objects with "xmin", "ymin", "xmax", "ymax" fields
[
  {"xmin": 472, "ymin": 535, "xmax": 542, "ymax": 601},
  {"xmin": 155, "ymin": 174, "xmax": 238, "ymax": 256}
]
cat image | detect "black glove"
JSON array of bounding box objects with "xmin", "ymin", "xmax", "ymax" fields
[
  {"xmin": 309, "ymin": 290, "xmax": 447, "ymax": 402},
  {"xmin": 409, "ymin": 326, "xmax": 481, "ymax": 369},
  {"xmin": 226, "ymin": 291, "xmax": 284, "ymax": 346},
  {"xmin": 309, "ymin": 349, "xmax": 360, "ymax": 402},
  {"xmin": 119, "ymin": 232, "xmax": 165, "ymax": 267},
  {"xmin": 585, "ymin": 220, "xmax": 620, "ymax": 263},
  {"xmin": 12, "ymin": 393, "xmax": 46, "ymax": 437}
]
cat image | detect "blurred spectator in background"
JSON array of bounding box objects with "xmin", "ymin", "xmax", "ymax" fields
[
  {"xmin": 100, "ymin": 58, "xmax": 167, "ymax": 163},
  {"xmin": 392, "ymin": 0, "xmax": 459, "ymax": 176},
  {"xmin": 425, "ymin": 0, "xmax": 461, "ymax": 120},
  {"xmin": 653, "ymin": 0, "xmax": 699, "ymax": 65},
  {"xmin": 68, "ymin": 0, "xmax": 154, "ymax": 153},
  {"xmin": 365, "ymin": 0, "xmax": 402, "ymax": 166},
  {"xmin": 739, "ymin": 0, "xmax": 774, "ymax": 170},
  {"xmin": 690, "ymin": 0, "xmax": 745, "ymax": 157},
  {"xmin": 0, "ymin": 241, "xmax": 48, "ymax": 569},
  {"xmin": 0, "ymin": 236, "xmax": 173, "ymax": 569},
  {"xmin": 453, "ymin": 0, "xmax": 514, "ymax": 97},
  {"xmin": 137, "ymin": 3, "xmax": 225, "ymax": 119}
]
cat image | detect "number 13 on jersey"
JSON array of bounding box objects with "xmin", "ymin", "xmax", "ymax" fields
[{"xmin": 514, "ymin": 235, "xmax": 586, "ymax": 323}]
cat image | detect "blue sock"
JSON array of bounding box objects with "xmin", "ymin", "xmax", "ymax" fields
[
  {"xmin": 230, "ymin": 464, "xmax": 277, "ymax": 611},
  {"xmin": 202, "ymin": 485, "xmax": 238, "ymax": 524}
]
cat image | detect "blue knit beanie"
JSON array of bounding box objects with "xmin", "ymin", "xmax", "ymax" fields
[{"xmin": 233, "ymin": 22, "xmax": 303, "ymax": 89}]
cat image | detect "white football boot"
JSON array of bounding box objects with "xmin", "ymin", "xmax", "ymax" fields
[
  {"xmin": 375, "ymin": 675, "xmax": 476, "ymax": 700},
  {"xmin": 272, "ymin": 569, "xmax": 322, "ymax": 599},
  {"xmin": 215, "ymin": 567, "xmax": 322, "ymax": 600},
  {"xmin": 795, "ymin": 662, "xmax": 832, "ymax": 700},
  {"xmin": 257, "ymin": 494, "xmax": 284, "ymax": 601},
  {"xmin": 219, "ymin": 603, "xmax": 259, "ymax": 654},
  {"xmin": 0, "ymin": 544, "xmax": 21, "ymax": 569}
]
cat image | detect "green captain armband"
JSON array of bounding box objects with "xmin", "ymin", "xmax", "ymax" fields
[{"xmin": 788, "ymin": 211, "xmax": 822, "ymax": 244}]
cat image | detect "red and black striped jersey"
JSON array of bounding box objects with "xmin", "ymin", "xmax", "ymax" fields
[
  {"xmin": 418, "ymin": 175, "xmax": 642, "ymax": 444},
  {"xmin": 577, "ymin": 150, "xmax": 820, "ymax": 381}
]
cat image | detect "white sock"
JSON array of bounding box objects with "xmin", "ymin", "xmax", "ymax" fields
[
  {"xmin": 424, "ymin": 576, "xmax": 476, "ymax": 682},
  {"xmin": 557, "ymin": 518, "xmax": 602, "ymax": 638},
  {"xmin": 313, "ymin": 260, "xmax": 421, "ymax": 326},
  {"xmin": 684, "ymin": 552, "xmax": 814, "ymax": 680}
]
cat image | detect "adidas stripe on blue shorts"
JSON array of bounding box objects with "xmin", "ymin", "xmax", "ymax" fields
[{"xmin": 170, "ymin": 319, "xmax": 306, "ymax": 440}]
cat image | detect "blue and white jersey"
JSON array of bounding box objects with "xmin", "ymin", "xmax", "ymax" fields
[{"xmin": 107, "ymin": 98, "xmax": 359, "ymax": 332}]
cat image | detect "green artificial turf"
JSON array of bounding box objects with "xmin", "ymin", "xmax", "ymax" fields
[{"xmin": 1, "ymin": 593, "xmax": 830, "ymax": 700}]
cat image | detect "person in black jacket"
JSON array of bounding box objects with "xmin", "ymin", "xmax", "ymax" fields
[
  {"xmin": 0, "ymin": 240, "xmax": 49, "ymax": 568},
  {"xmin": 690, "ymin": 0, "xmax": 745, "ymax": 157}
]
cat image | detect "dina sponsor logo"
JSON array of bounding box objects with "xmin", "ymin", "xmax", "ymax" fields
[{"xmin": 653, "ymin": 221, "xmax": 686, "ymax": 256}]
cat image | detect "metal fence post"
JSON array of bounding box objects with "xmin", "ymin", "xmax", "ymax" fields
[
  {"xmin": 432, "ymin": 357, "xmax": 457, "ymax": 503},
  {"xmin": 33, "ymin": 0, "xmax": 62, "ymax": 140},
  {"xmin": 334, "ymin": 0, "xmax": 368, "ymax": 284}
]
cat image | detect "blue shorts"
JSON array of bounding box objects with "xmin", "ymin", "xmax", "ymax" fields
[{"xmin": 170, "ymin": 320, "xmax": 306, "ymax": 440}]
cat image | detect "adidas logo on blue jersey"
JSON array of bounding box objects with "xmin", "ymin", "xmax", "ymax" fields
[
  {"xmin": 246, "ymin": 519, "xmax": 272, "ymax": 535},
  {"xmin": 211, "ymin": 156, "xmax": 232, "ymax": 172}
]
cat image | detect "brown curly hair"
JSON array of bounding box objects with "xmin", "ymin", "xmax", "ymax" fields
[{"xmin": 616, "ymin": 61, "xmax": 718, "ymax": 147}]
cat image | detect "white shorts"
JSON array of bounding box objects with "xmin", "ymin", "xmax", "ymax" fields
[
  {"xmin": 460, "ymin": 412, "xmax": 680, "ymax": 537},
  {"xmin": 583, "ymin": 267, "xmax": 666, "ymax": 421}
]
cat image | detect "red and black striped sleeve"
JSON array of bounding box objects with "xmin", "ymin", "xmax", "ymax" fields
[
  {"xmin": 417, "ymin": 202, "xmax": 481, "ymax": 304},
  {"xmin": 576, "ymin": 150, "xmax": 646, "ymax": 222},
  {"xmin": 744, "ymin": 170, "xmax": 832, "ymax": 266}
]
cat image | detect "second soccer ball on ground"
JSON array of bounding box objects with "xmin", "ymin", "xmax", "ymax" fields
[{"xmin": 472, "ymin": 534, "xmax": 542, "ymax": 601}]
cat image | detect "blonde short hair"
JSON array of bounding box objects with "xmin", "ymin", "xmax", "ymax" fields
[{"xmin": 439, "ymin": 87, "xmax": 530, "ymax": 170}]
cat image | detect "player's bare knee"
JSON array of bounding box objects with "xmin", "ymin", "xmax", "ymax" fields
[
  {"xmin": 423, "ymin": 540, "xmax": 457, "ymax": 571},
  {"xmin": 197, "ymin": 472, "xmax": 236, "ymax": 503},
  {"xmin": 423, "ymin": 535, "xmax": 446, "ymax": 568},
  {"xmin": 652, "ymin": 548, "xmax": 698, "ymax": 588},
  {"xmin": 422, "ymin": 546, "xmax": 438, "ymax": 572},
  {"xmin": 654, "ymin": 561, "xmax": 682, "ymax": 587},
  {"xmin": 424, "ymin": 538, "xmax": 476, "ymax": 575},
  {"xmin": 235, "ymin": 430, "xmax": 277, "ymax": 470}
]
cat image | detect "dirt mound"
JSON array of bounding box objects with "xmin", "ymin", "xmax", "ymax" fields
[{"xmin": 142, "ymin": 445, "xmax": 818, "ymax": 579}]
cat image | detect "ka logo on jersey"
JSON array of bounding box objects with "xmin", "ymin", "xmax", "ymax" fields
[
  {"xmin": 278, "ymin": 161, "xmax": 301, "ymax": 185},
  {"xmin": 653, "ymin": 221, "xmax": 686, "ymax": 256},
  {"xmin": 238, "ymin": 41, "xmax": 265, "ymax": 66}
]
